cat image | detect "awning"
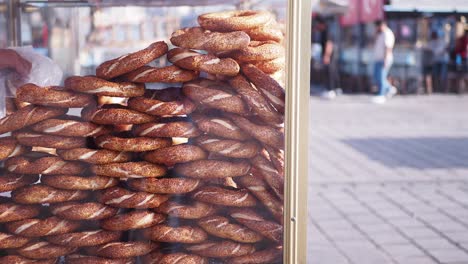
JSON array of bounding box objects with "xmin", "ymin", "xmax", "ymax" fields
[
  {"xmin": 385, "ymin": 0, "xmax": 468, "ymax": 13},
  {"xmin": 312, "ymin": 0, "xmax": 349, "ymax": 15}
]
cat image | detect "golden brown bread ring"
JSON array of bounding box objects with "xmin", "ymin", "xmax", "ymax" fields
[
  {"xmin": 0, "ymin": 106, "xmax": 67, "ymax": 135},
  {"xmin": 0, "ymin": 137, "xmax": 31, "ymax": 161},
  {"xmin": 85, "ymin": 241, "xmax": 157, "ymax": 258},
  {"xmin": 194, "ymin": 135, "xmax": 260, "ymax": 159},
  {"xmin": 226, "ymin": 248, "xmax": 283, "ymax": 264},
  {"xmin": 11, "ymin": 185, "xmax": 89, "ymax": 204},
  {"xmin": 123, "ymin": 65, "xmax": 198, "ymax": 83},
  {"xmin": 244, "ymin": 19, "xmax": 284, "ymax": 43},
  {"xmin": 41, "ymin": 175, "xmax": 118, "ymax": 190},
  {"xmin": 127, "ymin": 177, "xmax": 200, "ymax": 194},
  {"xmin": 50, "ymin": 202, "xmax": 118, "ymax": 221},
  {"xmin": 264, "ymin": 145, "xmax": 284, "ymax": 177},
  {"xmin": 0, "ymin": 200, "xmax": 40, "ymax": 222},
  {"xmin": 14, "ymin": 132, "xmax": 87, "ymax": 150},
  {"xmin": 82, "ymin": 106, "xmax": 156, "ymax": 125},
  {"xmin": 141, "ymin": 252, "xmax": 208, "ymax": 264},
  {"xmin": 156, "ymin": 201, "xmax": 216, "ymax": 219},
  {"xmin": 192, "ymin": 186, "xmax": 257, "ymax": 207},
  {"xmin": 16, "ymin": 84, "xmax": 93, "ymax": 108},
  {"xmin": 32, "ymin": 118, "xmax": 110, "ymax": 137},
  {"xmin": 99, "ymin": 187, "xmax": 169, "ymax": 209},
  {"xmin": 57, "ymin": 148, "xmax": 132, "ymax": 164},
  {"xmin": 96, "ymin": 41, "xmax": 168, "ymax": 79},
  {"xmin": 229, "ymin": 208, "xmax": 283, "ymax": 243},
  {"xmin": 95, "ymin": 134, "xmax": 172, "ymax": 152},
  {"xmin": 251, "ymin": 57, "xmax": 285, "ymax": 74},
  {"xmin": 186, "ymin": 240, "xmax": 255, "ymax": 258},
  {"xmin": 46, "ymin": 230, "xmax": 121, "ymax": 247},
  {"xmin": 251, "ymin": 156, "xmax": 284, "ymax": 200},
  {"xmin": 198, "ymin": 10, "xmax": 273, "ymax": 31},
  {"xmin": 133, "ymin": 121, "xmax": 201, "ymax": 138},
  {"xmin": 241, "ymin": 64, "xmax": 285, "ymax": 113},
  {"xmin": 0, "ymin": 232, "xmax": 30, "ymax": 248},
  {"xmin": 5, "ymin": 216, "xmax": 80, "ymax": 237},
  {"xmin": 228, "ymin": 75, "xmax": 283, "ymax": 124},
  {"xmin": 182, "ymin": 79, "xmax": 247, "ymax": 115},
  {"xmin": 143, "ymin": 144, "xmax": 207, "ymax": 166},
  {"xmin": 0, "ymin": 255, "xmax": 58, "ymax": 264},
  {"xmin": 16, "ymin": 241, "xmax": 75, "ymax": 259},
  {"xmin": 101, "ymin": 210, "xmax": 165, "ymax": 231},
  {"xmin": 92, "ymin": 161, "xmax": 167, "ymax": 179},
  {"xmin": 198, "ymin": 216, "xmax": 263, "ymax": 243},
  {"xmin": 6, "ymin": 156, "xmax": 86, "ymax": 175},
  {"xmin": 228, "ymin": 114, "xmax": 284, "ymax": 149},
  {"xmin": 230, "ymin": 41, "xmax": 284, "ymax": 62},
  {"xmin": 143, "ymin": 224, "xmax": 207, "ymax": 243},
  {"xmin": 65, "ymin": 76, "xmax": 145, "ymax": 97},
  {"xmin": 192, "ymin": 114, "xmax": 249, "ymax": 141},
  {"xmin": 66, "ymin": 254, "xmax": 135, "ymax": 264},
  {"xmin": 170, "ymin": 27, "xmax": 250, "ymax": 53},
  {"xmin": 174, "ymin": 160, "xmax": 250, "ymax": 179},
  {"xmin": 127, "ymin": 89, "xmax": 196, "ymax": 117},
  {"xmin": 167, "ymin": 48, "xmax": 239, "ymax": 76},
  {"xmin": 0, "ymin": 173, "xmax": 39, "ymax": 192}
]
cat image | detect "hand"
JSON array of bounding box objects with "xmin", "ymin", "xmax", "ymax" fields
[
  {"xmin": 0, "ymin": 49, "xmax": 32, "ymax": 77},
  {"xmin": 323, "ymin": 55, "xmax": 331, "ymax": 65}
]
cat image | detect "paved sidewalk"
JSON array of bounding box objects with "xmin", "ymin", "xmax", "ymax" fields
[{"xmin": 307, "ymin": 95, "xmax": 468, "ymax": 264}]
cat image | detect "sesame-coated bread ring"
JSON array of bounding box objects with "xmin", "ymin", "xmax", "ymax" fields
[
  {"xmin": 226, "ymin": 248, "xmax": 283, "ymax": 264},
  {"xmin": 127, "ymin": 177, "xmax": 200, "ymax": 194},
  {"xmin": 123, "ymin": 65, "xmax": 198, "ymax": 83},
  {"xmin": 99, "ymin": 187, "xmax": 169, "ymax": 209},
  {"xmin": 0, "ymin": 232, "xmax": 30, "ymax": 248},
  {"xmin": 0, "ymin": 199, "xmax": 40, "ymax": 222},
  {"xmin": 229, "ymin": 41, "xmax": 284, "ymax": 62},
  {"xmin": 66, "ymin": 254, "xmax": 135, "ymax": 264},
  {"xmin": 57, "ymin": 148, "xmax": 132, "ymax": 164},
  {"xmin": 101, "ymin": 210, "xmax": 165, "ymax": 231},
  {"xmin": 5, "ymin": 216, "xmax": 80, "ymax": 237},
  {"xmin": 6, "ymin": 156, "xmax": 86, "ymax": 175},
  {"xmin": 192, "ymin": 186, "xmax": 257, "ymax": 207},
  {"xmin": 167, "ymin": 48, "xmax": 239, "ymax": 76},
  {"xmin": 143, "ymin": 224, "xmax": 207, "ymax": 244},
  {"xmin": 46, "ymin": 230, "xmax": 121, "ymax": 247},
  {"xmin": 96, "ymin": 41, "xmax": 168, "ymax": 79},
  {"xmin": 133, "ymin": 121, "xmax": 201, "ymax": 138},
  {"xmin": 82, "ymin": 105, "xmax": 156, "ymax": 125},
  {"xmin": 0, "ymin": 255, "xmax": 58, "ymax": 264},
  {"xmin": 264, "ymin": 145, "xmax": 284, "ymax": 176},
  {"xmin": 170, "ymin": 27, "xmax": 250, "ymax": 53},
  {"xmin": 11, "ymin": 185, "xmax": 88, "ymax": 204},
  {"xmin": 0, "ymin": 106, "xmax": 66, "ymax": 135},
  {"xmin": 41, "ymin": 175, "xmax": 118, "ymax": 190},
  {"xmin": 186, "ymin": 240, "xmax": 255, "ymax": 258},
  {"xmin": 228, "ymin": 114, "xmax": 284, "ymax": 149},
  {"xmin": 16, "ymin": 83, "xmax": 94, "ymax": 108},
  {"xmin": 174, "ymin": 160, "xmax": 250, "ymax": 179},
  {"xmin": 198, "ymin": 10, "xmax": 273, "ymax": 31},
  {"xmin": 229, "ymin": 75, "xmax": 283, "ymax": 124},
  {"xmin": 141, "ymin": 252, "xmax": 208, "ymax": 264},
  {"xmin": 241, "ymin": 64, "xmax": 285, "ymax": 113},
  {"xmin": 0, "ymin": 173, "xmax": 39, "ymax": 192},
  {"xmin": 143, "ymin": 144, "xmax": 207, "ymax": 166},
  {"xmin": 192, "ymin": 114, "xmax": 249, "ymax": 141},
  {"xmin": 85, "ymin": 241, "xmax": 157, "ymax": 258},
  {"xmin": 95, "ymin": 134, "xmax": 172, "ymax": 152},
  {"xmin": 198, "ymin": 216, "xmax": 263, "ymax": 243},
  {"xmin": 92, "ymin": 161, "xmax": 167, "ymax": 179},
  {"xmin": 15, "ymin": 132, "xmax": 87, "ymax": 150},
  {"xmin": 194, "ymin": 135, "xmax": 259, "ymax": 159},
  {"xmin": 251, "ymin": 57, "xmax": 285, "ymax": 74},
  {"xmin": 127, "ymin": 89, "xmax": 196, "ymax": 117},
  {"xmin": 0, "ymin": 137, "xmax": 31, "ymax": 161},
  {"xmin": 50, "ymin": 202, "xmax": 118, "ymax": 221},
  {"xmin": 244, "ymin": 19, "xmax": 284, "ymax": 43},
  {"xmin": 182, "ymin": 79, "xmax": 247, "ymax": 115},
  {"xmin": 16, "ymin": 241, "xmax": 75, "ymax": 259},
  {"xmin": 229, "ymin": 209, "xmax": 283, "ymax": 243},
  {"xmin": 65, "ymin": 76, "xmax": 145, "ymax": 97},
  {"xmin": 156, "ymin": 201, "xmax": 216, "ymax": 219},
  {"xmin": 251, "ymin": 156, "xmax": 284, "ymax": 200},
  {"xmin": 32, "ymin": 117, "xmax": 110, "ymax": 137}
]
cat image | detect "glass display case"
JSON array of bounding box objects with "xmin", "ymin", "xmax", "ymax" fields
[{"xmin": 0, "ymin": 0, "xmax": 310, "ymax": 263}]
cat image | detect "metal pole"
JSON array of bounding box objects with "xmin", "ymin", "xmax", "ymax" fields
[{"xmin": 6, "ymin": 0, "xmax": 21, "ymax": 46}]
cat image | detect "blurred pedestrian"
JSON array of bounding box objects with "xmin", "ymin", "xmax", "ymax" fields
[
  {"xmin": 427, "ymin": 31, "xmax": 448, "ymax": 92},
  {"xmin": 371, "ymin": 20, "xmax": 396, "ymax": 104},
  {"xmin": 454, "ymin": 29, "xmax": 468, "ymax": 71},
  {"xmin": 316, "ymin": 17, "xmax": 340, "ymax": 99}
]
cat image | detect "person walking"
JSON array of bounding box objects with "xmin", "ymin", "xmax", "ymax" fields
[
  {"xmin": 428, "ymin": 31, "xmax": 449, "ymax": 92},
  {"xmin": 371, "ymin": 20, "xmax": 396, "ymax": 104}
]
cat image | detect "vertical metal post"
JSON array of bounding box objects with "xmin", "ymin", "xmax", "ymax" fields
[{"xmin": 6, "ymin": 0, "xmax": 21, "ymax": 46}]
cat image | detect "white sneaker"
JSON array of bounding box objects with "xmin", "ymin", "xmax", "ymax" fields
[
  {"xmin": 371, "ymin": 95, "xmax": 387, "ymax": 104},
  {"xmin": 387, "ymin": 86, "xmax": 397, "ymax": 98},
  {"xmin": 320, "ymin": 90, "xmax": 337, "ymax": 100}
]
